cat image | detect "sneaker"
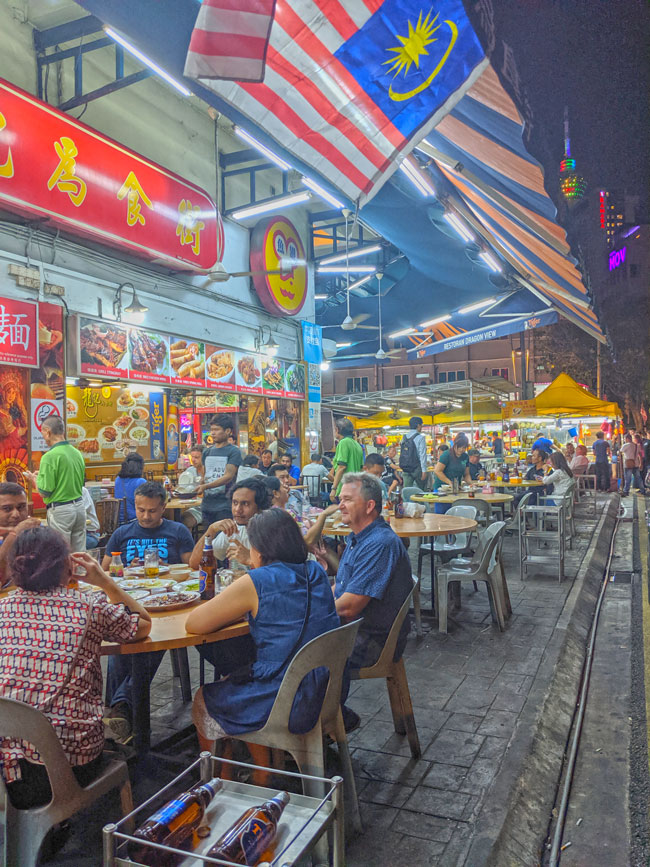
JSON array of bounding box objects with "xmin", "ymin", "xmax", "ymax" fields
[{"xmin": 103, "ymin": 702, "xmax": 133, "ymax": 744}]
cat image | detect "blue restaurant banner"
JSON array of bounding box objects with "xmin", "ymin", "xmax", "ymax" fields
[
  {"xmin": 302, "ymin": 321, "xmax": 322, "ymax": 365},
  {"xmin": 149, "ymin": 392, "xmax": 165, "ymax": 460},
  {"xmin": 412, "ymin": 310, "xmax": 558, "ymax": 357}
]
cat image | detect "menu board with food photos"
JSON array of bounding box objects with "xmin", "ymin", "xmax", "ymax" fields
[{"xmin": 66, "ymin": 385, "xmax": 156, "ymax": 462}]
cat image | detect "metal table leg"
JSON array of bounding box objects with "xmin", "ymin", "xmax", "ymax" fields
[{"xmin": 131, "ymin": 653, "xmax": 151, "ymax": 754}]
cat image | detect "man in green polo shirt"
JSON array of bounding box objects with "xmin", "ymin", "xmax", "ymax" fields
[
  {"xmin": 329, "ymin": 417, "xmax": 363, "ymax": 501},
  {"xmin": 26, "ymin": 414, "xmax": 86, "ymax": 551}
]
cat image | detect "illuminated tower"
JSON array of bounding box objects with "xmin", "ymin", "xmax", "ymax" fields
[{"xmin": 559, "ymin": 107, "xmax": 586, "ymax": 205}]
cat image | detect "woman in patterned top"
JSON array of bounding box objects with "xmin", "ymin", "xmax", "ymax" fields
[{"xmin": 0, "ymin": 526, "xmax": 151, "ymax": 810}]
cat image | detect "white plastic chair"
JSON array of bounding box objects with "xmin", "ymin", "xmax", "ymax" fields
[
  {"xmin": 416, "ymin": 504, "xmax": 478, "ymax": 579},
  {"xmin": 0, "ymin": 697, "xmax": 133, "ymax": 867}
]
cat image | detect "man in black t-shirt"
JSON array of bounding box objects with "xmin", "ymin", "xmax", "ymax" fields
[
  {"xmin": 197, "ymin": 414, "xmax": 242, "ymax": 525},
  {"xmin": 103, "ymin": 481, "xmax": 194, "ymax": 743}
]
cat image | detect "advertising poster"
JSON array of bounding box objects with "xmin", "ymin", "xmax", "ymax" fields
[
  {"xmin": 216, "ymin": 392, "xmax": 239, "ymax": 413},
  {"xmin": 167, "ymin": 404, "xmax": 179, "ymax": 466},
  {"xmin": 261, "ymin": 358, "xmax": 285, "ymax": 397},
  {"xmin": 307, "ymin": 362, "xmax": 321, "ymax": 403},
  {"xmin": 149, "ymin": 392, "xmax": 165, "ymax": 460},
  {"xmin": 170, "ymin": 337, "xmax": 206, "ymax": 387},
  {"xmin": 31, "ymin": 398, "xmax": 63, "ymax": 452},
  {"xmin": 0, "ymin": 296, "xmax": 39, "ymax": 368},
  {"xmin": 129, "ymin": 329, "xmax": 170, "ymax": 384},
  {"xmin": 66, "ymin": 385, "xmax": 151, "ymax": 462},
  {"xmin": 0, "ymin": 367, "xmax": 29, "ymax": 487},
  {"xmin": 235, "ymin": 352, "xmax": 263, "ymax": 395},
  {"xmin": 284, "ymin": 363, "xmax": 306, "ymax": 400},
  {"xmin": 79, "ymin": 317, "xmax": 129, "ymax": 378},
  {"xmin": 205, "ymin": 344, "xmax": 236, "ymax": 392}
]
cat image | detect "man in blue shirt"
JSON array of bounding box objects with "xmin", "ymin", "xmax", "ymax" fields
[
  {"xmin": 335, "ymin": 472, "xmax": 413, "ymax": 730},
  {"xmin": 102, "ymin": 481, "xmax": 194, "ymax": 743},
  {"xmin": 592, "ymin": 431, "xmax": 611, "ymax": 491},
  {"xmin": 280, "ymin": 452, "xmax": 300, "ymax": 486}
]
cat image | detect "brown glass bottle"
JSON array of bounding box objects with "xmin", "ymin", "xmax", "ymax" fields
[
  {"xmin": 206, "ymin": 791, "xmax": 290, "ymax": 865},
  {"xmin": 127, "ymin": 777, "xmax": 222, "ymax": 866},
  {"xmin": 200, "ymin": 537, "xmax": 216, "ymax": 600}
]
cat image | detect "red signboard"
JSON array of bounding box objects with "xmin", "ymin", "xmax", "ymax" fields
[
  {"xmin": 0, "ymin": 79, "xmax": 218, "ymax": 270},
  {"xmin": 0, "ymin": 296, "xmax": 38, "ymax": 368}
]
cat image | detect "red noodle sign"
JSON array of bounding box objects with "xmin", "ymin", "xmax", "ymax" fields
[{"xmin": 0, "ymin": 296, "xmax": 38, "ymax": 367}]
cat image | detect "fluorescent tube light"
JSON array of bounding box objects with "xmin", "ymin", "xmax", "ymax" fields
[
  {"xmin": 104, "ymin": 28, "xmax": 190, "ymax": 96},
  {"xmin": 336, "ymin": 342, "xmax": 352, "ymax": 348},
  {"xmin": 444, "ymin": 212, "xmax": 475, "ymax": 243},
  {"xmin": 399, "ymin": 158, "xmax": 436, "ymax": 197},
  {"xmin": 399, "ymin": 408, "xmax": 410, "ymax": 414},
  {"xmin": 419, "ymin": 314, "xmax": 451, "ymax": 328},
  {"xmin": 379, "ymin": 405, "xmax": 393, "ymax": 410},
  {"xmin": 348, "ymin": 275, "xmax": 373, "ymax": 292},
  {"xmin": 317, "ymin": 265, "xmax": 376, "ymax": 274},
  {"xmin": 458, "ymin": 298, "xmax": 496, "ymax": 314},
  {"xmin": 233, "ymin": 126, "xmax": 292, "ymax": 171},
  {"xmin": 314, "ymin": 294, "xmax": 328, "ymax": 300},
  {"xmin": 232, "ymin": 191, "xmax": 311, "ymax": 221},
  {"xmin": 320, "ymin": 244, "xmax": 381, "ymax": 265},
  {"xmin": 479, "ymin": 252, "xmax": 502, "ymax": 273},
  {"xmin": 389, "ymin": 327, "xmax": 417, "ymax": 338},
  {"xmin": 302, "ymin": 176, "xmax": 345, "ymax": 209}
]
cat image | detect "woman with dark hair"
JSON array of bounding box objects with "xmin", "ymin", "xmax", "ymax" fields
[
  {"xmin": 432, "ymin": 433, "xmax": 471, "ymax": 491},
  {"xmin": 544, "ymin": 450, "xmax": 574, "ymax": 503},
  {"xmin": 262, "ymin": 474, "xmax": 289, "ymax": 509},
  {"xmin": 0, "ymin": 527, "xmax": 150, "ymax": 809},
  {"xmin": 188, "ymin": 509, "xmax": 340, "ymax": 747},
  {"xmin": 114, "ymin": 452, "xmax": 147, "ymax": 521}
]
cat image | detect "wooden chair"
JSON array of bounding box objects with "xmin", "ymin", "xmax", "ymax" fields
[
  {"xmin": 350, "ymin": 577, "xmax": 421, "ymax": 759},
  {"xmin": 0, "ymin": 697, "xmax": 133, "ymax": 867},
  {"xmin": 95, "ymin": 497, "xmax": 127, "ymax": 547}
]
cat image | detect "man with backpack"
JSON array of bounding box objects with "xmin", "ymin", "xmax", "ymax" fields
[{"xmin": 400, "ymin": 417, "xmax": 428, "ymax": 490}]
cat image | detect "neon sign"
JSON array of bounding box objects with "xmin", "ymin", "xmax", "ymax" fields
[
  {"xmin": 599, "ymin": 191, "xmax": 606, "ymax": 229},
  {"xmin": 609, "ymin": 247, "xmax": 626, "ymax": 271}
]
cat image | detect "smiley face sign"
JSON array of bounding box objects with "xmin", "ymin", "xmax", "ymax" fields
[{"xmin": 250, "ymin": 216, "xmax": 307, "ymax": 316}]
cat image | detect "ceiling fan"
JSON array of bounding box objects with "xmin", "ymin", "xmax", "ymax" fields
[
  {"xmin": 334, "ymin": 273, "xmax": 400, "ymax": 360},
  {"xmin": 201, "ymin": 110, "xmax": 303, "ymax": 284}
]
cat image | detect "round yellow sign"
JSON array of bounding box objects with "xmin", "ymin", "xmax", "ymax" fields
[{"xmin": 250, "ymin": 216, "xmax": 307, "ymax": 316}]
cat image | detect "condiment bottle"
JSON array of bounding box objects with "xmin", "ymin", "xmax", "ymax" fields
[
  {"xmin": 200, "ymin": 537, "xmax": 216, "ymax": 601},
  {"xmin": 109, "ymin": 552, "xmax": 124, "ymax": 579},
  {"xmin": 206, "ymin": 791, "xmax": 290, "ymax": 865},
  {"xmin": 127, "ymin": 777, "xmax": 222, "ymax": 866},
  {"xmin": 393, "ymin": 486, "xmax": 405, "ymax": 519}
]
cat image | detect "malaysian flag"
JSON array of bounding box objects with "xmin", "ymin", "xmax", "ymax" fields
[
  {"xmin": 196, "ymin": 0, "xmax": 486, "ymax": 203},
  {"xmin": 184, "ymin": 0, "xmax": 277, "ymax": 82}
]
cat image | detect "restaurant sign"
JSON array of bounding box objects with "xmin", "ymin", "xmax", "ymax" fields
[
  {"xmin": 74, "ymin": 316, "xmax": 306, "ymax": 399},
  {"xmin": 0, "ymin": 78, "xmax": 218, "ymax": 270},
  {"xmin": 0, "ymin": 296, "xmax": 39, "ymax": 368},
  {"xmin": 250, "ymin": 216, "xmax": 308, "ymax": 317}
]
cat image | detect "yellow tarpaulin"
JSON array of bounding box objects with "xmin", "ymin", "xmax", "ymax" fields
[
  {"xmin": 501, "ymin": 373, "xmax": 621, "ymax": 420},
  {"xmin": 351, "ymin": 400, "xmax": 502, "ymax": 430}
]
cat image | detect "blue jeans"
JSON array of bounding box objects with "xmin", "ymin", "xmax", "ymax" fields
[
  {"xmin": 106, "ymin": 651, "xmax": 165, "ymax": 711},
  {"xmin": 624, "ymin": 467, "xmax": 646, "ymax": 494}
]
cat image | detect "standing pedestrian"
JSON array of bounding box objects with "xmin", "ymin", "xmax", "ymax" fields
[
  {"xmin": 621, "ymin": 434, "xmax": 646, "ymax": 496},
  {"xmin": 24, "ymin": 415, "xmax": 86, "ymax": 552},
  {"xmin": 592, "ymin": 431, "xmax": 611, "ymax": 492},
  {"xmin": 400, "ymin": 417, "xmax": 428, "ymax": 490},
  {"xmin": 197, "ymin": 414, "xmax": 242, "ymax": 525},
  {"xmin": 329, "ymin": 418, "xmax": 363, "ymax": 502}
]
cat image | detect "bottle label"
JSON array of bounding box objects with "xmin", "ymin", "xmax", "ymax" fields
[
  {"xmin": 199, "ymin": 568, "xmax": 207, "ymax": 594},
  {"xmin": 149, "ymin": 797, "xmax": 188, "ymax": 828},
  {"xmin": 240, "ymin": 816, "xmax": 273, "ymax": 865}
]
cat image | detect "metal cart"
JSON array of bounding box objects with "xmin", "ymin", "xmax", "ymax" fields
[{"xmin": 103, "ymin": 751, "xmax": 344, "ymax": 867}]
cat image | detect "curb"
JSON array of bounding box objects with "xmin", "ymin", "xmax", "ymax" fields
[{"xmin": 463, "ymin": 496, "xmax": 620, "ymax": 866}]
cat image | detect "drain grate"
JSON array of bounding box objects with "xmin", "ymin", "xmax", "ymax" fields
[{"xmin": 609, "ymin": 571, "xmax": 635, "ymax": 583}]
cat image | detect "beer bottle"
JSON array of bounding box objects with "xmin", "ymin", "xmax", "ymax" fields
[
  {"xmin": 206, "ymin": 791, "xmax": 290, "ymax": 865},
  {"xmin": 128, "ymin": 777, "xmax": 222, "ymax": 866},
  {"xmin": 200, "ymin": 537, "xmax": 216, "ymax": 600},
  {"xmin": 393, "ymin": 486, "xmax": 405, "ymax": 519}
]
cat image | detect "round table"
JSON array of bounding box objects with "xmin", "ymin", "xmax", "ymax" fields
[
  {"xmin": 410, "ymin": 492, "xmax": 513, "ymax": 505},
  {"xmin": 165, "ymin": 497, "xmax": 202, "ymax": 522},
  {"xmin": 491, "ymin": 480, "xmax": 546, "ymax": 489}
]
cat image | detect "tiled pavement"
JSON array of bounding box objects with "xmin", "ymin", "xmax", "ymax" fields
[{"xmin": 52, "ymin": 496, "xmax": 606, "ymax": 866}]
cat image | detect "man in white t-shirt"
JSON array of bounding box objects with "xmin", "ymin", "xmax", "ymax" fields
[
  {"xmin": 621, "ymin": 433, "xmax": 646, "ymax": 496},
  {"xmin": 188, "ymin": 477, "xmax": 270, "ymax": 571},
  {"xmin": 300, "ymin": 453, "xmax": 330, "ymax": 504}
]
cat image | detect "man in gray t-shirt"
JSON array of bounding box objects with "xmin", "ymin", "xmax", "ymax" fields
[{"xmin": 197, "ymin": 414, "xmax": 242, "ymax": 523}]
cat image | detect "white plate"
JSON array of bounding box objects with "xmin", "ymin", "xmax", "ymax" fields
[
  {"xmin": 119, "ymin": 577, "xmax": 174, "ymax": 592},
  {"xmin": 173, "ymin": 578, "xmax": 201, "ymax": 593},
  {"xmin": 124, "ymin": 565, "xmax": 170, "ymax": 577}
]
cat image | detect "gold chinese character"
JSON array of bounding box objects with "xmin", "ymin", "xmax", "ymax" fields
[
  {"xmin": 0, "ymin": 111, "xmax": 13, "ymax": 179},
  {"xmin": 117, "ymin": 170, "xmax": 153, "ymax": 227},
  {"xmin": 47, "ymin": 136, "xmax": 86, "ymax": 206},
  {"xmin": 176, "ymin": 199, "xmax": 205, "ymax": 256}
]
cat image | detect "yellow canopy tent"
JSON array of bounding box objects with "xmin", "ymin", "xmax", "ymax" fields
[
  {"xmin": 352, "ymin": 399, "xmax": 503, "ymax": 430},
  {"xmin": 502, "ymin": 373, "xmax": 621, "ymax": 419}
]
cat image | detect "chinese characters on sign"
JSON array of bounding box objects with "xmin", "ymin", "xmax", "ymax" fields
[
  {"xmin": 0, "ymin": 78, "xmax": 218, "ymax": 269},
  {"xmin": 0, "ymin": 297, "xmax": 38, "ymax": 367}
]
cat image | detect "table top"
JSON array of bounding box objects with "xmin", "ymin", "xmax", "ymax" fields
[
  {"xmin": 411, "ymin": 492, "xmax": 514, "ymax": 505},
  {"xmin": 165, "ymin": 497, "xmax": 202, "ymax": 511},
  {"xmin": 492, "ymin": 479, "xmax": 546, "ymax": 488},
  {"xmin": 324, "ymin": 513, "xmax": 477, "ymax": 538}
]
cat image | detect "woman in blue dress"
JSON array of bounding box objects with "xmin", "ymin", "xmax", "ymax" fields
[{"xmin": 188, "ymin": 508, "xmax": 340, "ymax": 754}]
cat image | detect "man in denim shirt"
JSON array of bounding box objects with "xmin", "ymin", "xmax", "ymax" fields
[{"xmin": 334, "ymin": 472, "xmax": 412, "ymax": 730}]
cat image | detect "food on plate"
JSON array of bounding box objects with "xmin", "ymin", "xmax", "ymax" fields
[
  {"xmin": 119, "ymin": 577, "xmax": 173, "ymax": 591},
  {"xmin": 262, "ymin": 361, "xmax": 283, "ymax": 390},
  {"xmin": 117, "ymin": 390, "xmax": 135, "ymax": 408},
  {"xmin": 285, "ymin": 364, "xmax": 305, "ymax": 394},
  {"xmin": 173, "ymin": 577, "xmax": 201, "ymax": 593},
  {"xmin": 130, "ymin": 406, "xmax": 149, "ymax": 422},
  {"xmin": 207, "ymin": 350, "xmax": 234, "ymax": 381},
  {"xmin": 195, "ymin": 394, "xmax": 215, "ymax": 409},
  {"xmin": 178, "ymin": 358, "xmax": 204, "ymax": 378},
  {"xmin": 217, "ymin": 393, "xmax": 237, "ymax": 408},
  {"xmin": 237, "ymin": 355, "xmax": 260, "ymax": 385},
  {"xmin": 66, "ymin": 424, "xmax": 85, "ymax": 442},
  {"xmin": 170, "ymin": 339, "xmax": 187, "ymax": 351},
  {"xmin": 171, "ymin": 341, "xmax": 203, "ymax": 374},
  {"xmin": 77, "ymin": 439, "xmax": 100, "ymax": 454},
  {"xmin": 129, "ymin": 426, "xmax": 149, "ymax": 442},
  {"xmin": 143, "ymin": 590, "xmax": 200, "ymax": 610},
  {"xmin": 80, "ymin": 321, "xmax": 127, "ymax": 369},
  {"xmin": 67, "ymin": 398, "xmax": 78, "ymax": 416},
  {"xmin": 99, "ymin": 426, "xmax": 118, "ymax": 443},
  {"xmin": 115, "ymin": 414, "xmax": 132, "ymax": 431},
  {"xmin": 131, "ymin": 390, "xmax": 147, "ymax": 403},
  {"xmin": 129, "ymin": 330, "xmax": 168, "ymax": 375}
]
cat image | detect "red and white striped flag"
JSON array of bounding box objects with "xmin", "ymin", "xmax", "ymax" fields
[{"xmin": 184, "ymin": 0, "xmax": 277, "ymax": 83}]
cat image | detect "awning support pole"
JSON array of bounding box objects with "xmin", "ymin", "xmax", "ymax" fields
[{"xmin": 470, "ymin": 381, "xmax": 474, "ymax": 441}]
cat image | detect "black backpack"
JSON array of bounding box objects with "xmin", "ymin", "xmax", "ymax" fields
[{"xmin": 400, "ymin": 434, "xmax": 420, "ymax": 474}]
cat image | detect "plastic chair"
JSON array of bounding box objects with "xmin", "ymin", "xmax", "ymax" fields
[
  {"xmin": 450, "ymin": 497, "xmax": 492, "ymax": 527},
  {"xmin": 504, "ymin": 491, "xmax": 535, "ymax": 535},
  {"xmin": 437, "ymin": 522, "xmax": 507, "ymax": 634},
  {"xmin": 0, "ymin": 697, "xmax": 133, "ymax": 867},
  {"xmin": 416, "ymin": 504, "xmax": 478, "ymax": 579},
  {"xmin": 402, "ymin": 486, "xmax": 421, "ymax": 503},
  {"xmin": 446, "ymin": 522, "xmax": 512, "ymax": 618},
  {"xmin": 193, "ymin": 619, "xmax": 363, "ymax": 835},
  {"xmin": 351, "ymin": 577, "xmax": 421, "ymax": 758}
]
